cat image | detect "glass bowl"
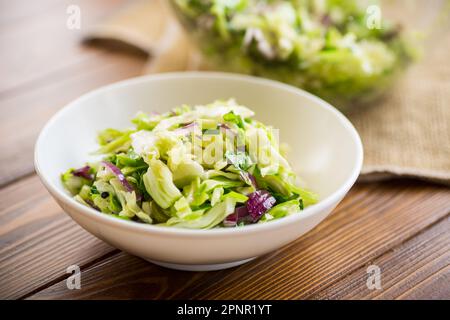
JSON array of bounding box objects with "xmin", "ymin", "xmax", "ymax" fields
[{"xmin": 169, "ymin": 0, "xmax": 446, "ymax": 111}]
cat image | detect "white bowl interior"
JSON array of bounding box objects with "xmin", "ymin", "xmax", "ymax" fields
[{"xmin": 37, "ymin": 73, "xmax": 361, "ymax": 202}]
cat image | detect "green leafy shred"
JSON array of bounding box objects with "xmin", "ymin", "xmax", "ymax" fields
[
  {"xmin": 173, "ymin": 0, "xmax": 418, "ymax": 108},
  {"xmin": 61, "ymin": 99, "xmax": 318, "ymax": 228}
]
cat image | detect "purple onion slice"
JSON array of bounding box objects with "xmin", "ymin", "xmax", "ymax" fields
[
  {"xmin": 239, "ymin": 171, "xmax": 257, "ymax": 188},
  {"xmin": 174, "ymin": 122, "xmax": 198, "ymax": 136},
  {"xmin": 224, "ymin": 206, "xmax": 251, "ymax": 227},
  {"xmin": 246, "ymin": 190, "xmax": 276, "ymax": 222},
  {"xmin": 223, "ymin": 214, "xmax": 238, "ymax": 227},
  {"xmin": 85, "ymin": 199, "xmax": 100, "ymax": 211},
  {"xmin": 72, "ymin": 166, "xmax": 93, "ymax": 180},
  {"xmin": 101, "ymin": 161, "xmax": 134, "ymax": 193},
  {"xmin": 219, "ymin": 123, "xmax": 237, "ymax": 137}
]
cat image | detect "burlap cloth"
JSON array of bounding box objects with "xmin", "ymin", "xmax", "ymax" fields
[{"xmin": 84, "ymin": 0, "xmax": 450, "ymax": 185}]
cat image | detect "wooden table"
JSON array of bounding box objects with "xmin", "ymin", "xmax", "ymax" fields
[{"xmin": 1, "ymin": 0, "xmax": 449, "ymax": 300}]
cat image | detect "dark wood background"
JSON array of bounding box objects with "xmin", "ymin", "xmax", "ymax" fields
[{"xmin": 0, "ymin": 0, "xmax": 449, "ymax": 300}]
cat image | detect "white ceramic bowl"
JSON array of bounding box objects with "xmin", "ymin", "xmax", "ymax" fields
[{"xmin": 35, "ymin": 72, "xmax": 363, "ymax": 271}]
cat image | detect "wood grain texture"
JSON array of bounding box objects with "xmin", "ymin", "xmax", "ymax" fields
[
  {"xmin": 0, "ymin": 175, "xmax": 115, "ymax": 299},
  {"xmin": 0, "ymin": 0, "xmax": 128, "ymax": 94},
  {"xmin": 315, "ymin": 216, "xmax": 450, "ymax": 299},
  {"xmin": 0, "ymin": 53, "xmax": 145, "ymax": 187},
  {"xmin": 26, "ymin": 181, "xmax": 450, "ymax": 300},
  {"xmin": 0, "ymin": 0, "xmax": 147, "ymax": 187},
  {"xmin": 0, "ymin": 0, "xmax": 449, "ymax": 301}
]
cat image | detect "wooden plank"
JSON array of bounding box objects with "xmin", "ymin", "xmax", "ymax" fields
[
  {"xmin": 0, "ymin": 0, "xmax": 129, "ymax": 94},
  {"xmin": 314, "ymin": 216, "xmax": 450, "ymax": 299},
  {"xmin": 0, "ymin": 175, "xmax": 115, "ymax": 299},
  {"xmin": 397, "ymin": 266, "xmax": 450, "ymax": 299},
  {"xmin": 0, "ymin": 53, "xmax": 146, "ymax": 187},
  {"xmin": 26, "ymin": 181, "xmax": 450, "ymax": 300},
  {"xmin": 25, "ymin": 252, "xmax": 192, "ymax": 300},
  {"xmin": 0, "ymin": 0, "xmax": 147, "ymax": 186}
]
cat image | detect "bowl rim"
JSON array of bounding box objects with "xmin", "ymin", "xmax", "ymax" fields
[{"xmin": 34, "ymin": 71, "xmax": 363, "ymax": 237}]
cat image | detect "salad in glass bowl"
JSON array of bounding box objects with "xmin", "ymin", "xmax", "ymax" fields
[
  {"xmin": 61, "ymin": 99, "xmax": 317, "ymax": 229},
  {"xmin": 170, "ymin": 0, "xmax": 417, "ymax": 109}
]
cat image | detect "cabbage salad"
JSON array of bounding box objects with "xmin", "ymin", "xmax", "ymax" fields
[
  {"xmin": 61, "ymin": 99, "xmax": 317, "ymax": 229},
  {"xmin": 173, "ymin": 0, "xmax": 416, "ymax": 107}
]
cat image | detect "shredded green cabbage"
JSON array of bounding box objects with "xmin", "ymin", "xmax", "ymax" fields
[
  {"xmin": 61, "ymin": 99, "xmax": 318, "ymax": 228},
  {"xmin": 172, "ymin": 0, "xmax": 418, "ymax": 108}
]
